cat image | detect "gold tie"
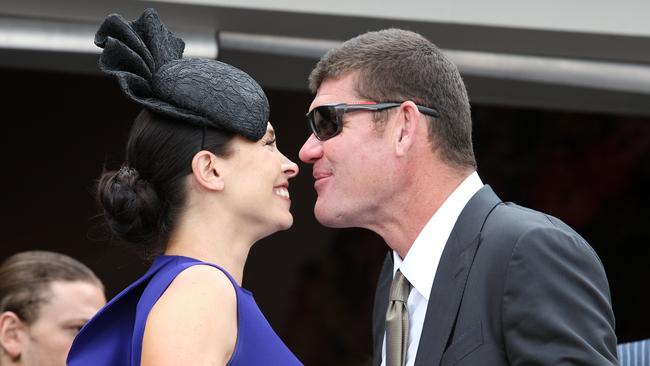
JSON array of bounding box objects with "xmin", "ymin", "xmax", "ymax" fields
[{"xmin": 385, "ymin": 269, "xmax": 411, "ymax": 366}]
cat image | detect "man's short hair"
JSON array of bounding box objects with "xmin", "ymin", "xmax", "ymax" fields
[
  {"xmin": 309, "ymin": 28, "xmax": 476, "ymax": 169},
  {"xmin": 0, "ymin": 251, "xmax": 104, "ymax": 324}
]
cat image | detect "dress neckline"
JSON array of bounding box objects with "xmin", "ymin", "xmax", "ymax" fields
[{"xmin": 152, "ymin": 254, "xmax": 254, "ymax": 296}]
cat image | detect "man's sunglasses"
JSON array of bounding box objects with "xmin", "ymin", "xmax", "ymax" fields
[{"xmin": 306, "ymin": 102, "xmax": 440, "ymax": 141}]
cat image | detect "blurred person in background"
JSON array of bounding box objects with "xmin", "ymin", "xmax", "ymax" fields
[{"xmin": 0, "ymin": 250, "xmax": 105, "ymax": 366}]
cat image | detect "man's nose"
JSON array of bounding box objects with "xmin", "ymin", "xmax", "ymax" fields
[{"xmin": 298, "ymin": 134, "xmax": 323, "ymax": 164}]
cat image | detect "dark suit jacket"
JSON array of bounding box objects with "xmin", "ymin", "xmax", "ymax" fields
[{"xmin": 372, "ymin": 186, "xmax": 618, "ymax": 365}]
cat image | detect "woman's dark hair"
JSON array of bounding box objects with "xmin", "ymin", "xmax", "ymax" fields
[
  {"xmin": 97, "ymin": 110, "xmax": 234, "ymax": 255},
  {"xmin": 0, "ymin": 251, "xmax": 103, "ymax": 324}
]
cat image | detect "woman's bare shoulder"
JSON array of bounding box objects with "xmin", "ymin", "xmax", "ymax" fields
[{"xmin": 141, "ymin": 264, "xmax": 238, "ymax": 366}]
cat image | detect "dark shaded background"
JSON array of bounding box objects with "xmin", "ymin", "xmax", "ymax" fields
[{"xmin": 1, "ymin": 67, "xmax": 648, "ymax": 365}]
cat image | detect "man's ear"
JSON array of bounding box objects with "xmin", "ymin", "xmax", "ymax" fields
[
  {"xmin": 191, "ymin": 151, "xmax": 226, "ymax": 191},
  {"xmin": 393, "ymin": 101, "xmax": 420, "ymax": 157},
  {"xmin": 0, "ymin": 311, "xmax": 25, "ymax": 359}
]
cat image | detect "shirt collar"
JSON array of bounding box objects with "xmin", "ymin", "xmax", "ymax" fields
[{"xmin": 394, "ymin": 172, "xmax": 483, "ymax": 300}]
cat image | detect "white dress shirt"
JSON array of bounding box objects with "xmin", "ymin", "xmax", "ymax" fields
[{"xmin": 380, "ymin": 172, "xmax": 484, "ymax": 366}]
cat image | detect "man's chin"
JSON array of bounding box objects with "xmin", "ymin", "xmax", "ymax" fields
[{"xmin": 314, "ymin": 205, "xmax": 349, "ymax": 228}]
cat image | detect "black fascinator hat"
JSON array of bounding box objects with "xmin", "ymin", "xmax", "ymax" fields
[{"xmin": 94, "ymin": 8, "xmax": 268, "ymax": 141}]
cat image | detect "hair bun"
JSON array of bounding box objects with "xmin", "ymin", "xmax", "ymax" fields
[{"xmin": 97, "ymin": 165, "xmax": 161, "ymax": 245}]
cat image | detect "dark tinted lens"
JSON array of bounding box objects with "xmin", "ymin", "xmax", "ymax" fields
[{"xmin": 312, "ymin": 106, "xmax": 340, "ymax": 140}]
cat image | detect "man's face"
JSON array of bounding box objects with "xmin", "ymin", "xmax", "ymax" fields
[
  {"xmin": 20, "ymin": 281, "xmax": 105, "ymax": 366},
  {"xmin": 299, "ymin": 72, "xmax": 396, "ymax": 229}
]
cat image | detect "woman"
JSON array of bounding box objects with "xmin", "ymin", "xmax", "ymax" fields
[{"xmin": 67, "ymin": 8, "xmax": 302, "ymax": 366}]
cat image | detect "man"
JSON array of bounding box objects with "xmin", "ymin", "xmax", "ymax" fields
[
  {"xmin": 299, "ymin": 29, "xmax": 617, "ymax": 365},
  {"xmin": 0, "ymin": 251, "xmax": 106, "ymax": 366}
]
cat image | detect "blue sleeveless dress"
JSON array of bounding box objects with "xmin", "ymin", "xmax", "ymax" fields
[{"xmin": 67, "ymin": 255, "xmax": 302, "ymax": 365}]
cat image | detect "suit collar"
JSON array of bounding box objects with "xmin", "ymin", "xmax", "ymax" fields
[
  {"xmin": 413, "ymin": 185, "xmax": 501, "ymax": 366},
  {"xmin": 373, "ymin": 253, "xmax": 393, "ymax": 366},
  {"xmin": 398, "ymin": 172, "xmax": 484, "ymax": 301},
  {"xmin": 372, "ymin": 186, "xmax": 501, "ymax": 366}
]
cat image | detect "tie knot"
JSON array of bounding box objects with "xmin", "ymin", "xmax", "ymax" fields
[{"xmin": 389, "ymin": 270, "xmax": 411, "ymax": 302}]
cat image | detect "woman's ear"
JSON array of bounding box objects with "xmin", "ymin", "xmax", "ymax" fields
[
  {"xmin": 0, "ymin": 311, "xmax": 24, "ymax": 359},
  {"xmin": 191, "ymin": 151, "xmax": 225, "ymax": 191}
]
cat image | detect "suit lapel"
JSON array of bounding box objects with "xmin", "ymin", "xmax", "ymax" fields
[
  {"xmin": 372, "ymin": 253, "xmax": 393, "ymax": 366},
  {"xmin": 414, "ymin": 186, "xmax": 501, "ymax": 366}
]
